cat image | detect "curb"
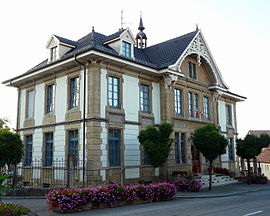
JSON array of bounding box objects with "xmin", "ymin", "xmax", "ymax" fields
[{"xmin": 175, "ymin": 188, "xmax": 261, "ymax": 199}]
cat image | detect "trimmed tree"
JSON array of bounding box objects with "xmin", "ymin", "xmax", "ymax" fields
[
  {"xmin": 236, "ymin": 133, "xmax": 270, "ymax": 184},
  {"xmin": 0, "ymin": 128, "xmax": 24, "ymax": 168},
  {"xmin": 138, "ymin": 123, "xmax": 173, "ymax": 181},
  {"xmin": 192, "ymin": 124, "xmax": 228, "ymax": 190}
]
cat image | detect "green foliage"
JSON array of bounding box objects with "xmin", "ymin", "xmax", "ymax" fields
[
  {"xmin": 138, "ymin": 123, "xmax": 173, "ymax": 167},
  {"xmin": 192, "ymin": 124, "xmax": 228, "ymax": 162},
  {"xmin": 0, "ymin": 175, "xmax": 9, "ymax": 188},
  {"xmin": 0, "ymin": 129, "xmax": 24, "ymax": 166},
  {"xmin": 258, "ymin": 133, "xmax": 270, "ymax": 149},
  {"xmin": 236, "ymin": 134, "xmax": 270, "ymax": 160},
  {"xmin": 0, "ymin": 202, "xmax": 31, "ymax": 216}
]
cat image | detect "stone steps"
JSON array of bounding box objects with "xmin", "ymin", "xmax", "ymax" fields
[{"xmin": 194, "ymin": 174, "xmax": 238, "ymax": 188}]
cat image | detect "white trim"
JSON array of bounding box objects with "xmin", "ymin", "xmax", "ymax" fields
[
  {"xmin": 221, "ymin": 91, "xmax": 246, "ymax": 101},
  {"xmin": 159, "ymin": 68, "xmax": 185, "ymax": 77},
  {"xmin": 208, "ymin": 85, "xmax": 227, "ymax": 91},
  {"xmin": 59, "ymin": 42, "xmax": 75, "ymax": 48}
]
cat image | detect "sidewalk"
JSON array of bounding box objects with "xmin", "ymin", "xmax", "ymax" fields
[
  {"xmin": 175, "ymin": 182, "xmax": 270, "ymax": 198},
  {"xmin": 3, "ymin": 183, "xmax": 270, "ymax": 216}
]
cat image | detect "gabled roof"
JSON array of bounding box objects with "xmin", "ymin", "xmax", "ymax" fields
[
  {"xmin": 143, "ymin": 31, "xmax": 197, "ymax": 68},
  {"xmin": 257, "ymin": 147, "xmax": 270, "ymax": 163}
]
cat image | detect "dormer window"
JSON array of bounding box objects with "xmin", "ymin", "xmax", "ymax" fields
[
  {"xmin": 122, "ymin": 41, "xmax": 131, "ymax": 58},
  {"xmin": 50, "ymin": 46, "xmax": 57, "ymax": 62}
]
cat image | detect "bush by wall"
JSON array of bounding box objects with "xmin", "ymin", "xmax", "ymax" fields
[
  {"xmin": 174, "ymin": 177, "xmax": 202, "ymax": 192},
  {"xmin": 208, "ymin": 167, "xmax": 229, "ymax": 175},
  {"xmin": 46, "ymin": 182, "xmax": 176, "ymax": 213}
]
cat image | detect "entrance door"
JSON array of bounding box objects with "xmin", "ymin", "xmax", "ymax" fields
[{"xmin": 191, "ymin": 145, "xmax": 201, "ymax": 174}]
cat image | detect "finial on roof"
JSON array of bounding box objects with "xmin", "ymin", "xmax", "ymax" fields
[
  {"xmin": 196, "ymin": 23, "xmax": 199, "ymax": 31},
  {"xmin": 92, "ymin": 26, "xmax": 95, "ymax": 32},
  {"xmin": 138, "ymin": 11, "xmax": 145, "ymax": 31}
]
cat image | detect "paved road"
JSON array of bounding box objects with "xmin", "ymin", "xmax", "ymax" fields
[{"xmin": 4, "ymin": 186, "xmax": 270, "ymax": 216}]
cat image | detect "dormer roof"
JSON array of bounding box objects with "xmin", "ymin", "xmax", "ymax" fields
[
  {"xmin": 53, "ymin": 35, "xmax": 77, "ymax": 47},
  {"xmin": 46, "ymin": 35, "xmax": 76, "ymax": 49},
  {"xmin": 103, "ymin": 28, "xmax": 136, "ymax": 44}
]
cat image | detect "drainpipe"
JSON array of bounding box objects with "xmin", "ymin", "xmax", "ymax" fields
[{"xmin": 74, "ymin": 54, "xmax": 87, "ymax": 188}]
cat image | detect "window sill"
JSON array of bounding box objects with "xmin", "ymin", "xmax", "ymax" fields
[
  {"xmin": 107, "ymin": 106, "xmax": 125, "ymax": 115},
  {"xmin": 139, "ymin": 111, "xmax": 154, "ymax": 119}
]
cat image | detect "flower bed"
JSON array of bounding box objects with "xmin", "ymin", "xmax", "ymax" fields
[
  {"xmin": 0, "ymin": 202, "xmax": 31, "ymax": 216},
  {"xmin": 174, "ymin": 177, "xmax": 202, "ymax": 192},
  {"xmin": 235, "ymin": 175, "xmax": 268, "ymax": 184},
  {"xmin": 46, "ymin": 182, "xmax": 176, "ymax": 213}
]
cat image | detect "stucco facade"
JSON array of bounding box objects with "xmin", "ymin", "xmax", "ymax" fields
[{"xmin": 3, "ymin": 22, "xmax": 245, "ymax": 186}]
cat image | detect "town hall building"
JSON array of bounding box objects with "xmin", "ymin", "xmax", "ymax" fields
[{"xmin": 2, "ymin": 17, "xmax": 246, "ymax": 186}]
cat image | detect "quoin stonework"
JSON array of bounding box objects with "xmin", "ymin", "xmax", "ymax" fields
[{"xmin": 2, "ymin": 17, "xmax": 246, "ymax": 186}]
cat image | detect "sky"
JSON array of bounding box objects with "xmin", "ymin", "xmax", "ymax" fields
[{"xmin": 0, "ymin": 0, "xmax": 269, "ymax": 138}]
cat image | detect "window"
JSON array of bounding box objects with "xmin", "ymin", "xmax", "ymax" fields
[
  {"xmin": 194, "ymin": 94, "xmax": 199, "ymax": 119},
  {"xmin": 175, "ymin": 133, "xmax": 187, "ymax": 164},
  {"xmin": 122, "ymin": 41, "xmax": 131, "ymax": 58},
  {"xmin": 228, "ymin": 138, "xmax": 235, "ymax": 161},
  {"xmin": 46, "ymin": 84, "xmax": 55, "ymax": 114},
  {"xmin": 44, "ymin": 133, "xmax": 53, "ymax": 167},
  {"xmin": 175, "ymin": 133, "xmax": 180, "ymax": 164},
  {"xmin": 226, "ymin": 105, "xmax": 232, "ymax": 125},
  {"xmin": 108, "ymin": 76, "xmax": 120, "ymax": 108},
  {"xmin": 140, "ymin": 84, "xmax": 150, "ymax": 113},
  {"xmin": 188, "ymin": 92, "xmax": 199, "ymax": 118},
  {"xmin": 203, "ymin": 96, "xmax": 210, "ymax": 120},
  {"xmin": 24, "ymin": 135, "xmax": 33, "ymax": 166},
  {"xmin": 68, "ymin": 130, "xmax": 79, "ymax": 166},
  {"xmin": 188, "ymin": 62, "xmax": 196, "ymax": 79},
  {"xmin": 180, "ymin": 133, "xmax": 187, "ymax": 163},
  {"xmin": 141, "ymin": 147, "xmax": 151, "ymax": 165},
  {"xmin": 109, "ymin": 129, "xmax": 121, "ymax": 166},
  {"xmin": 50, "ymin": 46, "xmax": 57, "ymax": 62},
  {"xmin": 26, "ymin": 90, "xmax": 35, "ymax": 118},
  {"xmin": 188, "ymin": 92, "xmax": 193, "ymax": 117},
  {"xmin": 69, "ymin": 77, "xmax": 79, "ymax": 109},
  {"xmin": 175, "ymin": 89, "xmax": 183, "ymax": 115}
]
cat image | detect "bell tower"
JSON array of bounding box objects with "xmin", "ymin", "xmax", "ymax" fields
[{"xmin": 136, "ymin": 14, "xmax": 147, "ymax": 48}]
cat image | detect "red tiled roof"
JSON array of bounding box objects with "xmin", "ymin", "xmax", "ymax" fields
[{"xmin": 257, "ymin": 147, "xmax": 270, "ymax": 163}]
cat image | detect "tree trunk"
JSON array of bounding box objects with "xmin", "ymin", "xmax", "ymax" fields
[
  {"xmin": 208, "ymin": 161, "xmax": 213, "ymax": 191},
  {"xmin": 160, "ymin": 161, "xmax": 169, "ymax": 182},
  {"xmin": 247, "ymin": 159, "xmax": 251, "ymax": 185},
  {"xmin": 253, "ymin": 158, "xmax": 258, "ymax": 175}
]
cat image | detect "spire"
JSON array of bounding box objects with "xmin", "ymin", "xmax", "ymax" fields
[{"xmin": 138, "ymin": 12, "xmax": 145, "ymax": 31}]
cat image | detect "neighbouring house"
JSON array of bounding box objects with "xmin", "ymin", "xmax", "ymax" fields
[
  {"xmin": 2, "ymin": 17, "xmax": 246, "ymax": 187},
  {"xmin": 248, "ymin": 130, "xmax": 270, "ymax": 179}
]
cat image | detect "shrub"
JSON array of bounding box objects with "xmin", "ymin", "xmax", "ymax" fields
[
  {"xmin": 174, "ymin": 177, "xmax": 202, "ymax": 192},
  {"xmin": 0, "ymin": 202, "xmax": 30, "ymax": 216},
  {"xmin": 252, "ymin": 175, "xmax": 268, "ymax": 184},
  {"xmin": 46, "ymin": 182, "xmax": 176, "ymax": 212},
  {"xmin": 235, "ymin": 175, "xmax": 268, "ymax": 184},
  {"xmin": 208, "ymin": 167, "xmax": 229, "ymax": 175}
]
